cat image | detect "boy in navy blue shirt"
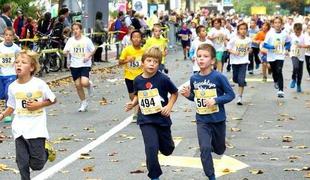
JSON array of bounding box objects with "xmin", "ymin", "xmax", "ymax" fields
[
  {"xmin": 125, "ymin": 46, "xmax": 178, "ymax": 180},
  {"xmin": 181, "ymin": 44, "xmax": 235, "ymax": 180}
]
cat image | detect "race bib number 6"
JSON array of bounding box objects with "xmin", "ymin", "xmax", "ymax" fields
[
  {"xmin": 138, "ymin": 88, "xmax": 162, "ymax": 115},
  {"xmin": 194, "ymin": 89, "xmax": 219, "ymax": 115},
  {"xmin": 15, "ymin": 91, "xmax": 43, "ymax": 116}
]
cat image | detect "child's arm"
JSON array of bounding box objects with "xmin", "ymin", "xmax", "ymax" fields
[
  {"xmin": 26, "ymin": 99, "xmax": 57, "ymax": 111},
  {"xmin": 161, "ymin": 92, "xmax": 178, "ymax": 117},
  {"xmin": 180, "ymin": 85, "xmax": 195, "ymax": 101},
  {"xmin": 0, "ymin": 107, "xmax": 14, "ymax": 121},
  {"xmin": 125, "ymin": 95, "xmax": 138, "ymax": 112},
  {"xmin": 214, "ymin": 76, "xmax": 235, "ymax": 105}
]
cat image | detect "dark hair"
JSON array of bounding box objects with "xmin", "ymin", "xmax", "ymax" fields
[
  {"xmin": 2, "ymin": 4, "xmax": 11, "ymax": 13},
  {"xmin": 44, "ymin": 12, "xmax": 51, "ymax": 21},
  {"xmin": 294, "ymin": 23, "xmax": 302, "ymax": 31},
  {"xmin": 59, "ymin": 8, "xmax": 69, "ymax": 16},
  {"xmin": 141, "ymin": 46, "xmax": 162, "ymax": 64},
  {"xmin": 4, "ymin": 27, "xmax": 14, "ymax": 34},
  {"xmin": 130, "ymin": 30, "xmax": 142, "ymax": 39},
  {"xmin": 196, "ymin": 25, "xmax": 206, "ymax": 35},
  {"xmin": 197, "ymin": 43, "xmax": 216, "ymax": 59},
  {"xmin": 118, "ymin": 11, "xmax": 124, "ymax": 18},
  {"xmin": 71, "ymin": 22, "xmax": 83, "ymax": 30},
  {"xmin": 263, "ymin": 22, "xmax": 271, "ymax": 31},
  {"xmin": 58, "ymin": 15, "xmax": 65, "ymax": 23},
  {"xmin": 96, "ymin": 11, "xmax": 103, "ymax": 20},
  {"xmin": 237, "ymin": 22, "xmax": 248, "ymax": 31},
  {"xmin": 212, "ymin": 18, "xmax": 222, "ymax": 27}
]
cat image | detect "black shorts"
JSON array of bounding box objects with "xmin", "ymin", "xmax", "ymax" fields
[
  {"xmin": 70, "ymin": 67, "xmax": 91, "ymax": 81},
  {"xmin": 181, "ymin": 41, "xmax": 190, "ymax": 48},
  {"xmin": 125, "ymin": 78, "xmax": 134, "ymax": 94}
]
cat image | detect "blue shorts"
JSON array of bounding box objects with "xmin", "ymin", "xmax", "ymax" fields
[
  {"xmin": 0, "ymin": 75, "xmax": 17, "ymax": 100},
  {"xmin": 70, "ymin": 67, "xmax": 91, "ymax": 81}
]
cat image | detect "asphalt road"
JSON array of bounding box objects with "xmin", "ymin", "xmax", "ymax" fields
[{"xmin": 0, "ymin": 48, "xmax": 310, "ymax": 180}]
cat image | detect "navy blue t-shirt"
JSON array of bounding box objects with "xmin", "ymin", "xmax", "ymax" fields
[
  {"xmin": 188, "ymin": 70, "xmax": 235, "ymax": 123},
  {"xmin": 134, "ymin": 71, "xmax": 178, "ymax": 126}
]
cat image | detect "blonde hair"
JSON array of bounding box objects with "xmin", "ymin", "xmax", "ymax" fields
[
  {"xmin": 17, "ymin": 50, "xmax": 40, "ymax": 76},
  {"xmin": 141, "ymin": 46, "xmax": 163, "ymax": 64}
]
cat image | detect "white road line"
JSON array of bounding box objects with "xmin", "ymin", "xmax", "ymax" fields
[{"xmin": 33, "ymin": 81, "xmax": 189, "ymax": 180}]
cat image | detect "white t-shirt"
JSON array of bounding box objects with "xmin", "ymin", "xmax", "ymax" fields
[
  {"xmin": 0, "ymin": 42, "xmax": 21, "ymax": 76},
  {"xmin": 7, "ymin": 77, "xmax": 56, "ymax": 139},
  {"xmin": 227, "ymin": 36, "xmax": 251, "ymax": 64},
  {"xmin": 121, "ymin": 34, "xmax": 131, "ymax": 47},
  {"xmin": 289, "ymin": 33, "xmax": 305, "ymax": 60},
  {"xmin": 264, "ymin": 30, "xmax": 290, "ymax": 62},
  {"xmin": 304, "ymin": 33, "xmax": 310, "ymax": 56},
  {"xmin": 190, "ymin": 37, "xmax": 213, "ymax": 72},
  {"xmin": 208, "ymin": 27, "xmax": 226, "ymax": 51},
  {"xmin": 64, "ymin": 35, "xmax": 95, "ymax": 68}
]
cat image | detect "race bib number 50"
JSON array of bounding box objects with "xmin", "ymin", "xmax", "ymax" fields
[
  {"xmin": 138, "ymin": 88, "xmax": 162, "ymax": 115},
  {"xmin": 194, "ymin": 89, "xmax": 219, "ymax": 115}
]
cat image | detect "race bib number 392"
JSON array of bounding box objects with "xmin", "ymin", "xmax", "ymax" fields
[
  {"xmin": 138, "ymin": 88, "xmax": 162, "ymax": 115},
  {"xmin": 194, "ymin": 89, "xmax": 219, "ymax": 115},
  {"xmin": 0, "ymin": 53, "xmax": 15, "ymax": 67}
]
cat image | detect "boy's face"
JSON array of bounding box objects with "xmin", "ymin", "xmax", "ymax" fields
[
  {"xmin": 153, "ymin": 27, "xmax": 161, "ymax": 38},
  {"xmin": 198, "ymin": 28, "xmax": 207, "ymax": 38},
  {"xmin": 274, "ymin": 19, "xmax": 282, "ymax": 31},
  {"xmin": 72, "ymin": 25, "xmax": 82, "ymax": 38},
  {"xmin": 214, "ymin": 21, "xmax": 221, "ymax": 29},
  {"xmin": 142, "ymin": 57, "xmax": 159, "ymax": 75},
  {"xmin": 238, "ymin": 25, "xmax": 247, "ymax": 36},
  {"xmin": 295, "ymin": 29, "xmax": 302, "ymax": 36},
  {"xmin": 196, "ymin": 49, "xmax": 214, "ymax": 70},
  {"xmin": 15, "ymin": 55, "xmax": 34, "ymax": 77},
  {"xmin": 4, "ymin": 30, "xmax": 14, "ymax": 43},
  {"xmin": 131, "ymin": 32, "xmax": 142, "ymax": 47}
]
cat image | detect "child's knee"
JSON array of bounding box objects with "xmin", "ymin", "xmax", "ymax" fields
[
  {"xmin": 214, "ymin": 146, "xmax": 226, "ymax": 155},
  {"xmin": 160, "ymin": 145, "xmax": 175, "ymax": 156},
  {"xmin": 30, "ymin": 160, "xmax": 46, "ymax": 171}
]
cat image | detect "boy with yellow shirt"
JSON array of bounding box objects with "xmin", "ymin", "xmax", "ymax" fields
[
  {"xmin": 143, "ymin": 24, "xmax": 168, "ymax": 73},
  {"xmin": 119, "ymin": 30, "xmax": 144, "ymax": 102}
]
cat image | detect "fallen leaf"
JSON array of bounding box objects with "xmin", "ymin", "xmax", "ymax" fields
[
  {"xmin": 232, "ymin": 154, "xmax": 247, "ymax": 157},
  {"xmin": 282, "ymin": 146, "xmax": 293, "ymax": 149},
  {"xmin": 270, "ymin": 157, "xmax": 279, "ymax": 161},
  {"xmin": 99, "ymin": 97, "xmax": 108, "ymax": 106},
  {"xmin": 303, "ymin": 167, "xmax": 310, "ymax": 171},
  {"xmin": 82, "ymin": 166, "xmax": 94, "ymax": 172},
  {"xmin": 249, "ymin": 169, "xmax": 264, "ymax": 174},
  {"xmin": 283, "ymin": 168, "xmax": 301, "ymax": 171},
  {"xmin": 305, "ymin": 172, "xmax": 310, "ymax": 178},
  {"xmin": 282, "ymin": 135, "xmax": 293, "ymax": 142},
  {"xmin": 288, "ymin": 155, "xmax": 301, "ymax": 160},
  {"xmin": 222, "ymin": 168, "xmax": 230, "ymax": 173},
  {"xmin": 58, "ymin": 137, "xmax": 72, "ymax": 141},
  {"xmin": 116, "ymin": 140, "xmax": 125, "ymax": 143},
  {"xmin": 261, "ymin": 152, "xmax": 270, "ymax": 155},
  {"xmin": 257, "ymin": 136, "xmax": 270, "ymax": 140},
  {"xmin": 130, "ymin": 169, "xmax": 144, "ymax": 174},
  {"xmin": 57, "ymin": 148, "xmax": 67, "ymax": 152},
  {"xmin": 109, "ymin": 159, "xmax": 119, "ymax": 162},
  {"xmin": 230, "ymin": 128, "xmax": 241, "ymax": 132},
  {"xmin": 59, "ymin": 170, "xmax": 69, "ymax": 174},
  {"xmin": 107, "ymin": 152, "xmax": 118, "ymax": 156},
  {"xmin": 232, "ymin": 117, "xmax": 243, "ymax": 120},
  {"xmin": 296, "ymin": 145, "xmax": 308, "ymax": 149},
  {"xmin": 172, "ymin": 168, "xmax": 184, "ymax": 172}
]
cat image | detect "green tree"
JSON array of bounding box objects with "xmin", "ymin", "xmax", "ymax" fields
[
  {"xmin": 0, "ymin": 0, "xmax": 43, "ymax": 18},
  {"xmin": 233, "ymin": 0, "xmax": 278, "ymax": 15}
]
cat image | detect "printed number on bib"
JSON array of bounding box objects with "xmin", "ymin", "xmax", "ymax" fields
[
  {"xmin": 181, "ymin": 35, "xmax": 189, "ymax": 41},
  {"xmin": 15, "ymin": 91, "xmax": 44, "ymax": 116},
  {"xmin": 274, "ymin": 40, "xmax": 285, "ymax": 54},
  {"xmin": 236, "ymin": 45, "xmax": 248, "ymax": 56},
  {"xmin": 194, "ymin": 89, "xmax": 219, "ymax": 115},
  {"xmin": 138, "ymin": 88, "xmax": 162, "ymax": 115},
  {"xmin": 291, "ymin": 45, "xmax": 301, "ymax": 57},
  {"xmin": 0, "ymin": 54, "xmax": 15, "ymax": 67},
  {"xmin": 72, "ymin": 45, "xmax": 85, "ymax": 58},
  {"xmin": 128, "ymin": 56, "xmax": 141, "ymax": 69}
]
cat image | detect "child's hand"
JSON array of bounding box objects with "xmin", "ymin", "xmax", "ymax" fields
[
  {"xmin": 126, "ymin": 56, "xmax": 135, "ymax": 63},
  {"xmin": 180, "ymin": 85, "xmax": 191, "ymax": 97},
  {"xmin": 125, "ymin": 101, "xmax": 135, "ymax": 112},
  {"xmin": 161, "ymin": 105, "xmax": 172, "ymax": 117},
  {"xmin": 205, "ymin": 98, "xmax": 216, "ymax": 107},
  {"xmin": 26, "ymin": 100, "xmax": 42, "ymax": 111}
]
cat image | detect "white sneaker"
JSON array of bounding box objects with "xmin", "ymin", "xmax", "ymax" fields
[
  {"xmin": 87, "ymin": 81, "xmax": 94, "ymax": 97},
  {"xmin": 78, "ymin": 100, "xmax": 88, "ymax": 112},
  {"xmin": 277, "ymin": 91, "xmax": 285, "ymax": 98},
  {"xmin": 237, "ymin": 96, "xmax": 243, "ymax": 105}
]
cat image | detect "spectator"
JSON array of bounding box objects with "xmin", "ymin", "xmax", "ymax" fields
[
  {"xmin": 94, "ymin": 11, "xmax": 107, "ymax": 45},
  {"xmin": 13, "ymin": 10, "xmax": 24, "ymax": 38},
  {"xmin": 37, "ymin": 12, "xmax": 52, "ymax": 35},
  {"xmin": 0, "ymin": 3, "xmax": 12, "ymax": 35}
]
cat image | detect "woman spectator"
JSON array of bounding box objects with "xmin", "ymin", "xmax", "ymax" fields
[{"xmin": 37, "ymin": 12, "xmax": 52, "ymax": 35}]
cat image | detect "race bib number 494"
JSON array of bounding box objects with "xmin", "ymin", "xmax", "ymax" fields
[
  {"xmin": 138, "ymin": 88, "xmax": 162, "ymax": 115},
  {"xmin": 0, "ymin": 53, "xmax": 15, "ymax": 67},
  {"xmin": 194, "ymin": 89, "xmax": 219, "ymax": 115},
  {"xmin": 15, "ymin": 91, "xmax": 43, "ymax": 116}
]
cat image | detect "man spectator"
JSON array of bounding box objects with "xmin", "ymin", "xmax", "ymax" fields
[{"xmin": 0, "ymin": 3, "xmax": 12, "ymax": 36}]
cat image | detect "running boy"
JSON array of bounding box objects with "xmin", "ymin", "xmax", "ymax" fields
[
  {"xmin": 189, "ymin": 25, "xmax": 213, "ymax": 73},
  {"xmin": 143, "ymin": 23, "xmax": 168, "ymax": 73},
  {"xmin": 0, "ymin": 27, "xmax": 21, "ymax": 122},
  {"xmin": 263, "ymin": 17, "xmax": 291, "ymax": 98},
  {"xmin": 289, "ymin": 23, "xmax": 306, "ymax": 92},
  {"xmin": 64, "ymin": 22, "xmax": 95, "ymax": 112},
  {"xmin": 181, "ymin": 44, "xmax": 235, "ymax": 180},
  {"xmin": 0, "ymin": 50, "xmax": 56, "ymax": 180},
  {"xmin": 227, "ymin": 22, "xmax": 251, "ymax": 105},
  {"xmin": 125, "ymin": 47, "xmax": 178, "ymax": 180},
  {"xmin": 178, "ymin": 23, "xmax": 192, "ymax": 60}
]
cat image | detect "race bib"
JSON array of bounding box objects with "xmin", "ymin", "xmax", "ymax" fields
[
  {"xmin": 72, "ymin": 44, "xmax": 85, "ymax": 58},
  {"xmin": 194, "ymin": 89, "xmax": 219, "ymax": 115},
  {"xmin": 0, "ymin": 53, "xmax": 15, "ymax": 67},
  {"xmin": 215, "ymin": 34, "xmax": 224, "ymax": 44},
  {"xmin": 290, "ymin": 45, "xmax": 301, "ymax": 57},
  {"xmin": 273, "ymin": 40, "xmax": 285, "ymax": 54},
  {"xmin": 138, "ymin": 88, "xmax": 162, "ymax": 115},
  {"xmin": 235, "ymin": 44, "xmax": 248, "ymax": 57},
  {"xmin": 128, "ymin": 56, "xmax": 141, "ymax": 69},
  {"xmin": 181, "ymin": 34, "xmax": 189, "ymax": 41},
  {"xmin": 15, "ymin": 91, "xmax": 43, "ymax": 116}
]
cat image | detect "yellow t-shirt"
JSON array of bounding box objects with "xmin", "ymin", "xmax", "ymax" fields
[
  {"xmin": 143, "ymin": 37, "xmax": 168, "ymax": 64},
  {"xmin": 119, "ymin": 45, "xmax": 144, "ymax": 80}
]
